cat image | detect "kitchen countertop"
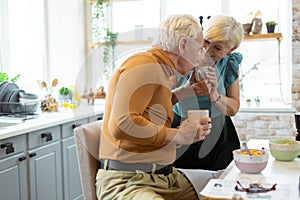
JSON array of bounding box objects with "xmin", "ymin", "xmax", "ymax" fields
[{"xmin": 0, "ymin": 102, "xmax": 105, "ymax": 140}]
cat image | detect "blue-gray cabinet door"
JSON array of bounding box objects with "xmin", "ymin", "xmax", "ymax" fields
[
  {"xmin": 0, "ymin": 152, "xmax": 28, "ymax": 200},
  {"xmin": 28, "ymin": 141, "xmax": 62, "ymax": 200},
  {"xmin": 62, "ymin": 136, "xmax": 83, "ymax": 200}
]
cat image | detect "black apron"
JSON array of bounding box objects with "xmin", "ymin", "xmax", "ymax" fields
[{"xmin": 173, "ymin": 113, "xmax": 240, "ymax": 170}]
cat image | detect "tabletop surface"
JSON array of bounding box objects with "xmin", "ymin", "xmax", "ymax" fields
[{"xmin": 201, "ymin": 139, "xmax": 300, "ymax": 200}]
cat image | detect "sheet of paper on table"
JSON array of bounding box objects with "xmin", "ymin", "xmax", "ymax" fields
[{"xmin": 199, "ymin": 179, "xmax": 296, "ymax": 200}]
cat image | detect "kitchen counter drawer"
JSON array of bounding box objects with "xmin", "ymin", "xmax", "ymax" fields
[
  {"xmin": 88, "ymin": 113, "xmax": 104, "ymax": 122},
  {"xmin": 61, "ymin": 118, "xmax": 88, "ymax": 138},
  {"xmin": 27, "ymin": 125, "xmax": 61, "ymax": 149},
  {"xmin": 0, "ymin": 135, "xmax": 26, "ymax": 159}
]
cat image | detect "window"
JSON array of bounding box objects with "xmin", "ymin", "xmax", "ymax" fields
[
  {"xmin": 227, "ymin": 0, "xmax": 292, "ymax": 109},
  {"xmin": 110, "ymin": 0, "xmax": 292, "ymax": 109},
  {"xmin": 0, "ymin": 0, "xmax": 45, "ymax": 96},
  {"xmin": 0, "ymin": 0, "xmax": 86, "ymax": 98},
  {"xmin": 1, "ymin": 0, "xmax": 292, "ymax": 110}
]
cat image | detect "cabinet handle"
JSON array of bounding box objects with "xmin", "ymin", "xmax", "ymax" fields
[
  {"xmin": 0, "ymin": 142, "xmax": 15, "ymax": 154},
  {"xmin": 41, "ymin": 132, "xmax": 53, "ymax": 142},
  {"xmin": 72, "ymin": 124, "xmax": 82, "ymax": 129},
  {"xmin": 97, "ymin": 113, "xmax": 103, "ymax": 120},
  {"xmin": 28, "ymin": 152, "xmax": 37, "ymax": 157},
  {"xmin": 18, "ymin": 156, "xmax": 26, "ymax": 161}
]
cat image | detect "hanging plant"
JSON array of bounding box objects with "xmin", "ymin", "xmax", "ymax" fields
[
  {"xmin": 92, "ymin": 0, "xmax": 107, "ymax": 44},
  {"xmin": 92, "ymin": 0, "xmax": 118, "ymax": 81},
  {"xmin": 103, "ymin": 29, "xmax": 118, "ymax": 78}
]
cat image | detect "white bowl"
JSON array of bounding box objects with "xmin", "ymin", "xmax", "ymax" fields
[{"xmin": 233, "ymin": 149, "xmax": 269, "ymax": 174}]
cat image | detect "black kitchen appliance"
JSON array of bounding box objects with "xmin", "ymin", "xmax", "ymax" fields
[{"xmin": 294, "ymin": 112, "xmax": 300, "ymax": 141}]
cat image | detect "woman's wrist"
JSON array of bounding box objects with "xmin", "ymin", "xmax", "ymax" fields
[{"xmin": 210, "ymin": 92, "xmax": 221, "ymax": 103}]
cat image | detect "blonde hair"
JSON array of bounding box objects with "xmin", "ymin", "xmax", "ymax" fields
[
  {"xmin": 154, "ymin": 14, "xmax": 202, "ymax": 52},
  {"xmin": 203, "ymin": 14, "xmax": 243, "ymax": 49}
]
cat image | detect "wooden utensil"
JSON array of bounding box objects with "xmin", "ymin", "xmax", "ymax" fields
[
  {"xmin": 52, "ymin": 78, "xmax": 58, "ymax": 87},
  {"xmin": 37, "ymin": 80, "xmax": 42, "ymax": 89},
  {"xmin": 41, "ymin": 81, "xmax": 47, "ymax": 88}
]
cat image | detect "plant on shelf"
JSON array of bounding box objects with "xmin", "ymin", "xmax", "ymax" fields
[
  {"xmin": 265, "ymin": 21, "xmax": 277, "ymax": 33},
  {"xmin": 92, "ymin": 0, "xmax": 119, "ymax": 80},
  {"xmin": 265, "ymin": 21, "xmax": 277, "ymax": 26},
  {"xmin": 246, "ymin": 98, "xmax": 251, "ymax": 107},
  {"xmin": 0, "ymin": 72, "xmax": 20, "ymax": 83}
]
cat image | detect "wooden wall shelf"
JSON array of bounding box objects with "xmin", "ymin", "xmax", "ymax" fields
[
  {"xmin": 243, "ymin": 33, "xmax": 282, "ymax": 42},
  {"xmin": 82, "ymin": 95, "xmax": 106, "ymax": 105},
  {"xmin": 89, "ymin": 40, "xmax": 152, "ymax": 48},
  {"xmin": 88, "ymin": 0, "xmax": 141, "ymax": 3}
]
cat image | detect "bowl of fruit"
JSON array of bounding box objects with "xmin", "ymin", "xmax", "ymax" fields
[
  {"xmin": 269, "ymin": 139, "xmax": 300, "ymax": 161},
  {"xmin": 233, "ymin": 148, "xmax": 269, "ymax": 174}
]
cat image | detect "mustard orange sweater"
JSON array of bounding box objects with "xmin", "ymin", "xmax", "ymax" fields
[{"xmin": 99, "ymin": 47, "xmax": 178, "ymax": 165}]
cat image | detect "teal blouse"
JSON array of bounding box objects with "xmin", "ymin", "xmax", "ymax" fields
[{"xmin": 173, "ymin": 52, "xmax": 243, "ymax": 118}]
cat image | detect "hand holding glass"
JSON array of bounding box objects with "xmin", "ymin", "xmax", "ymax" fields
[
  {"xmin": 195, "ymin": 66, "xmax": 209, "ymax": 81},
  {"xmin": 188, "ymin": 110, "xmax": 209, "ymax": 121}
]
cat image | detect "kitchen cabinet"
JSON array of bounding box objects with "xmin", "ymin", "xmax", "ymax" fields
[
  {"xmin": 0, "ymin": 104, "xmax": 105, "ymax": 199},
  {"xmin": 0, "ymin": 111, "xmax": 102, "ymax": 200},
  {"xmin": 27, "ymin": 125, "xmax": 62, "ymax": 200},
  {"xmin": 88, "ymin": 113, "xmax": 104, "ymax": 123},
  {"xmin": 61, "ymin": 118, "xmax": 88, "ymax": 200},
  {"xmin": 0, "ymin": 135, "xmax": 27, "ymax": 200}
]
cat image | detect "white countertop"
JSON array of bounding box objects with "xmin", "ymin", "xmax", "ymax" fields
[{"xmin": 0, "ymin": 103, "xmax": 105, "ymax": 140}]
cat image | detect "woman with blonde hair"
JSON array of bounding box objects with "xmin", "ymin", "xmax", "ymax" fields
[{"xmin": 173, "ymin": 14, "xmax": 243, "ymax": 170}]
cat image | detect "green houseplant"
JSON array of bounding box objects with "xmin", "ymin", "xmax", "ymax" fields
[
  {"xmin": 246, "ymin": 98, "xmax": 251, "ymax": 107},
  {"xmin": 0, "ymin": 72, "xmax": 20, "ymax": 83},
  {"xmin": 58, "ymin": 86, "xmax": 73, "ymax": 100},
  {"xmin": 92, "ymin": 0, "xmax": 119, "ymax": 80},
  {"xmin": 265, "ymin": 21, "xmax": 277, "ymax": 33}
]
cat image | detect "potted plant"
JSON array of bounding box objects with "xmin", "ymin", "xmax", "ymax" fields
[
  {"xmin": 246, "ymin": 98, "xmax": 251, "ymax": 107},
  {"xmin": 265, "ymin": 21, "xmax": 277, "ymax": 33},
  {"xmin": 254, "ymin": 96, "xmax": 260, "ymax": 107},
  {"xmin": 58, "ymin": 86, "xmax": 73, "ymax": 100},
  {"xmin": 0, "ymin": 72, "xmax": 20, "ymax": 83}
]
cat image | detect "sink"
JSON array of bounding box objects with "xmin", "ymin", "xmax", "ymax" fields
[{"xmin": 0, "ymin": 117, "xmax": 24, "ymax": 129}]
